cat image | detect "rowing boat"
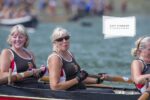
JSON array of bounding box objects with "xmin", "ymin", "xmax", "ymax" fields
[
  {"xmin": 0, "ymin": 70, "xmax": 144, "ymax": 100},
  {"xmin": 0, "ymin": 83, "xmax": 142, "ymax": 100},
  {"xmin": 0, "ymin": 16, "xmax": 38, "ymax": 28}
]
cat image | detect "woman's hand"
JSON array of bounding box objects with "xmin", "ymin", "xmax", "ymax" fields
[
  {"xmin": 76, "ymin": 70, "xmax": 88, "ymax": 83},
  {"xmin": 98, "ymin": 73, "xmax": 109, "ymax": 80},
  {"xmin": 31, "ymin": 65, "xmax": 47, "ymax": 78},
  {"xmin": 39, "ymin": 65, "xmax": 47, "ymax": 77}
]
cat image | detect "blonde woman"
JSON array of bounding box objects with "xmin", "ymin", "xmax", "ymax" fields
[
  {"xmin": 47, "ymin": 27, "xmax": 114, "ymax": 93},
  {"xmin": 0, "ymin": 24, "xmax": 47, "ymax": 88},
  {"xmin": 131, "ymin": 36, "xmax": 150, "ymax": 93}
]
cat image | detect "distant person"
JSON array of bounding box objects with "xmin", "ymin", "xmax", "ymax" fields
[
  {"xmin": 94, "ymin": 0, "xmax": 105, "ymax": 15},
  {"xmin": 48, "ymin": 0, "xmax": 57, "ymax": 16},
  {"xmin": 38, "ymin": 0, "xmax": 48, "ymax": 11},
  {"xmin": 0, "ymin": 24, "xmax": 47, "ymax": 88},
  {"xmin": 121, "ymin": 0, "xmax": 127, "ymax": 13},
  {"xmin": 131, "ymin": 36, "xmax": 150, "ymax": 93},
  {"xmin": 62, "ymin": 0, "xmax": 71, "ymax": 14},
  {"xmin": 47, "ymin": 27, "xmax": 114, "ymax": 93},
  {"xmin": 104, "ymin": 0, "xmax": 113, "ymax": 15}
]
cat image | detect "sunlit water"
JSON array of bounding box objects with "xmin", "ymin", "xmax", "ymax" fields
[{"xmin": 0, "ymin": 15, "xmax": 150, "ymax": 88}]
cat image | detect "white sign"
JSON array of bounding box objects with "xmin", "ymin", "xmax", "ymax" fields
[{"xmin": 103, "ymin": 16, "xmax": 136, "ymax": 39}]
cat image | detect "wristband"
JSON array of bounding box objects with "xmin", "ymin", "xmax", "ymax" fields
[
  {"xmin": 76, "ymin": 76, "xmax": 80, "ymax": 83},
  {"xmin": 96, "ymin": 77, "xmax": 103, "ymax": 84}
]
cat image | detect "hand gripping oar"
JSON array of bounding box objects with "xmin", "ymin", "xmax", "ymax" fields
[{"xmin": 0, "ymin": 68, "xmax": 44, "ymax": 85}]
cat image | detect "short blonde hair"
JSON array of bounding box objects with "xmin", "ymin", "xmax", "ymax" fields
[
  {"xmin": 7, "ymin": 24, "xmax": 29, "ymax": 48},
  {"xmin": 50, "ymin": 27, "xmax": 70, "ymax": 51},
  {"xmin": 51, "ymin": 27, "xmax": 70, "ymax": 43},
  {"xmin": 131, "ymin": 36, "xmax": 150, "ymax": 57}
]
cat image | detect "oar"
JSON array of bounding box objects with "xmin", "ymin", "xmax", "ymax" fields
[
  {"xmin": 138, "ymin": 92, "xmax": 149, "ymax": 100},
  {"xmin": 88, "ymin": 74, "xmax": 133, "ymax": 84},
  {"xmin": 0, "ymin": 68, "xmax": 43, "ymax": 85},
  {"xmin": 8, "ymin": 68, "xmax": 12, "ymax": 85},
  {"xmin": 39, "ymin": 75, "xmax": 49, "ymax": 83},
  {"xmin": 39, "ymin": 75, "xmax": 137, "ymax": 91},
  {"xmin": 39, "ymin": 74, "xmax": 133, "ymax": 84}
]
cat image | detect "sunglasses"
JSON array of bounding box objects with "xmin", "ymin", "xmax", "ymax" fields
[{"xmin": 55, "ymin": 36, "xmax": 70, "ymax": 42}]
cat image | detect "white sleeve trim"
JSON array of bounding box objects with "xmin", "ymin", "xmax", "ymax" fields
[{"xmin": 47, "ymin": 53, "xmax": 62, "ymax": 66}]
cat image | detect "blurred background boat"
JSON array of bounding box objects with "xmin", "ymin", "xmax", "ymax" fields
[{"xmin": 0, "ymin": 15, "xmax": 38, "ymax": 28}]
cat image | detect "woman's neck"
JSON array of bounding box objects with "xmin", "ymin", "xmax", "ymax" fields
[
  {"xmin": 144, "ymin": 58, "xmax": 150, "ymax": 64},
  {"xmin": 11, "ymin": 47, "xmax": 24, "ymax": 52},
  {"xmin": 60, "ymin": 51, "xmax": 68, "ymax": 57},
  {"xmin": 57, "ymin": 50, "xmax": 72, "ymax": 61}
]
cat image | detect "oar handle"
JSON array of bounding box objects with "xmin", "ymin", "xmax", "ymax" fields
[
  {"xmin": 8, "ymin": 68, "xmax": 12, "ymax": 85},
  {"xmin": 39, "ymin": 76, "xmax": 49, "ymax": 83}
]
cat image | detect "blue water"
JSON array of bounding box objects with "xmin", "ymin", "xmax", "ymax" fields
[{"xmin": 0, "ymin": 15, "xmax": 150, "ymax": 87}]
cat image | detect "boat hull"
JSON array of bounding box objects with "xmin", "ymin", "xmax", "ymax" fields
[{"xmin": 0, "ymin": 84, "xmax": 143, "ymax": 100}]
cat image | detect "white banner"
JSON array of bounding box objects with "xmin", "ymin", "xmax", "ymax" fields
[{"xmin": 103, "ymin": 16, "xmax": 136, "ymax": 39}]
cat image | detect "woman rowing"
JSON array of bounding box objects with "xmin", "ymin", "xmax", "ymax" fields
[
  {"xmin": 47, "ymin": 27, "xmax": 114, "ymax": 93},
  {"xmin": 131, "ymin": 36, "xmax": 150, "ymax": 93},
  {"xmin": 0, "ymin": 24, "xmax": 48, "ymax": 88}
]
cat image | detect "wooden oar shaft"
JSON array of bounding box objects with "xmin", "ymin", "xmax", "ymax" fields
[
  {"xmin": 39, "ymin": 76, "xmax": 49, "ymax": 82},
  {"xmin": 89, "ymin": 74, "xmax": 133, "ymax": 84},
  {"xmin": 138, "ymin": 92, "xmax": 149, "ymax": 100},
  {"xmin": 107, "ymin": 75, "xmax": 133, "ymax": 83},
  {"xmin": 8, "ymin": 68, "xmax": 12, "ymax": 85}
]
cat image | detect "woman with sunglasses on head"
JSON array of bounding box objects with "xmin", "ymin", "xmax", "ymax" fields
[
  {"xmin": 131, "ymin": 36, "xmax": 150, "ymax": 93},
  {"xmin": 0, "ymin": 24, "xmax": 47, "ymax": 88},
  {"xmin": 47, "ymin": 27, "xmax": 114, "ymax": 92}
]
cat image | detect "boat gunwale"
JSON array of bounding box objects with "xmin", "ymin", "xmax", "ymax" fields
[{"xmin": 0, "ymin": 84, "xmax": 141, "ymax": 100}]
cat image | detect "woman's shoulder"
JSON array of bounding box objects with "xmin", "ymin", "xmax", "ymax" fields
[
  {"xmin": 132, "ymin": 59, "xmax": 144, "ymax": 64},
  {"xmin": 1, "ymin": 48, "xmax": 12, "ymax": 55},
  {"xmin": 48, "ymin": 52, "xmax": 62, "ymax": 61},
  {"xmin": 1, "ymin": 48, "xmax": 13, "ymax": 60},
  {"xmin": 131, "ymin": 59, "xmax": 144, "ymax": 69},
  {"xmin": 47, "ymin": 52, "xmax": 63, "ymax": 66}
]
